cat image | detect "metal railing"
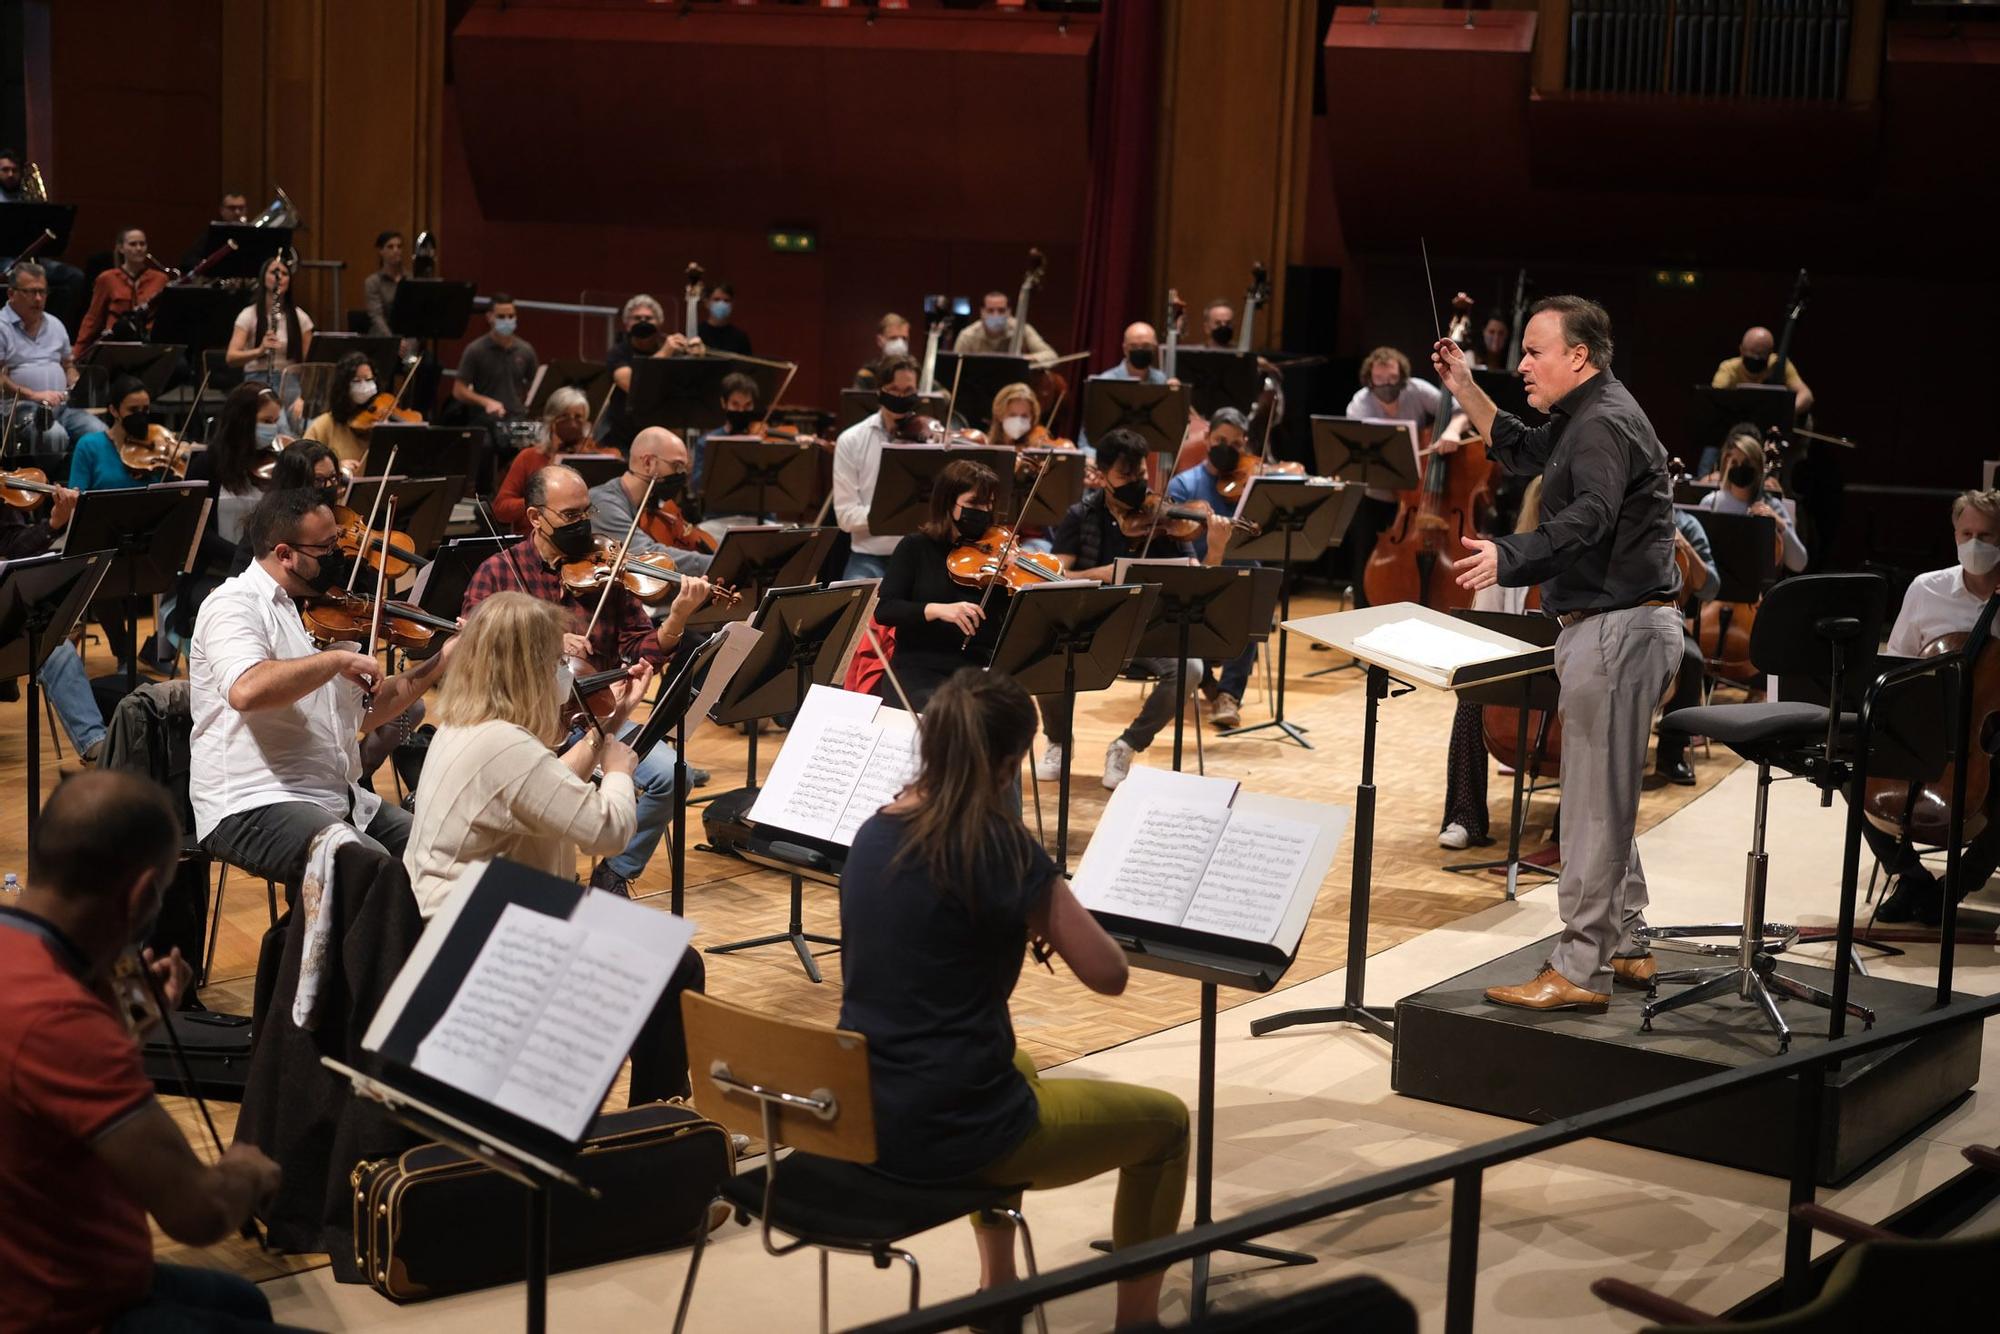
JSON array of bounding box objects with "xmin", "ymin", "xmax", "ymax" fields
[
  {"xmin": 468, "ymin": 293, "xmax": 621, "ymax": 359},
  {"xmin": 853, "ymin": 990, "xmax": 2000, "ymax": 1334}
]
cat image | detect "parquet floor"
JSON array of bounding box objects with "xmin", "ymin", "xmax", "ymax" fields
[{"xmin": 0, "ymin": 591, "xmax": 1738, "ymax": 1285}]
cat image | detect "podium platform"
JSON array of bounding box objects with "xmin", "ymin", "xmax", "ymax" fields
[{"xmin": 1391, "ymin": 934, "xmax": 1983, "ymax": 1185}]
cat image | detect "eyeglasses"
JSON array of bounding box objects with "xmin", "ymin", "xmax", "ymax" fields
[
  {"xmin": 291, "ymin": 540, "xmax": 338, "ymax": 557},
  {"xmin": 545, "ymin": 505, "xmax": 595, "ymax": 524},
  {"xmin": 12, "ymin": 286, "xmax": 48, "ymax": 299}
]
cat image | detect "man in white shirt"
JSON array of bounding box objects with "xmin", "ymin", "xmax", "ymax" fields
[
  {"xmin": 191, "ymin": 488, "xmax": 451, "ymax": 890},
  {"xmin": 1869, "ymin": 488, "xmax": 2000, "ymax": 924},
  {"xmin": 832, "ymin": 354, "xmax": 923, "ymax": 581},
  {"xmin": 0, "ymin": 262, "xmax": 100, "ymax": 452}
]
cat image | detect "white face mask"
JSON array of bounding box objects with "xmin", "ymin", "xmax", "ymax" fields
[
  {"xmin": 1960, "ymin": 538, "xmax": 2000, "ymax": 577},
  {"xmin": 1001, "ymin": 414, "xmax": 1033, "ymax": 442},
  {"xmin": 881, "ymin": 336, "xmax": 908, "ymax": 358},
  {"xmin": 349, "ymin": 380, "xmax": 377, "ymax": 404},
  {"xmin": 983, "ymin": 313, "xmax": 1008, "ymax": 335}
]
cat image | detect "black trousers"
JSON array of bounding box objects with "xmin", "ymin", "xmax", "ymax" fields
[{"xmin": 630, "ymin": 950, "xmax": 706, "ymax": 1104}]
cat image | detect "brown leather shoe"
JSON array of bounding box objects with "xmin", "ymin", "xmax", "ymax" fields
[
  {"xmin": 1484, "ymin": 967, "xmax": 1610, "ymax": 1013},
  {"xmin": 1610, "ymin": 953, "xmax": 1658, "ymax": 989}
]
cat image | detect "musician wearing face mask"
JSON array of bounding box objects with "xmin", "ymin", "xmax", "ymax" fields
[
  {"xmin": 1343, "ymin": 346, "xmax": 1445, "ymax": 606},
  {"xmin": 0, "ymin": 771, "xmax": 293, "ymax": 1334},
  {"xmin": 871, "ymin": 459, "xmax": 1011, "ymax": 712},
  {"xmin": 855, "ymin": 312, "xmax": 912, "ymax": 390},
  {"xmin": 451, "ymin": 293, "xmax": 537, "ymax": 421},
  {"xmin": 1713, "ymin": 324, "xmax": 1813, "ymax": 419},
  {"xmin": 495, "ymin": 387, "xmax": 610, "ymax": 535},
  {"xmin": 589, "ymin": 427, "xmax": 713, "ymax": 576},
  {"xmin": 1202, "ymin": 299, "xmax": 1237, "ymax": 349},
  {"xmin": 1166, "ymin": 408, "xmax": 1261, "ymax": 731},
  {"xmin": 1695, "ymin": 432, "xmax": 1807, "ymax": 573},
  {"xmin": 834, "ymin": 354, "xmax": 925, "ymax": 581},
  {"xmin": 67, "ymin": 376, "xmax": 155, "ymax": 492},
  {"xmin": 695, "ymin": 280, "xmax": 752, "ymax": 357},
  {"xmin": 301, "ymin": 352, "xmax": 382, "ymax": 469},
  {"xmin": 191, "ymin": 489, "xmax": 453, "ymax": 890},
  {"xmin": 461, "ymin": 466, "xmax": 710, "ymax": 896},
  {"xmin": 1864, "ymin": 489, "xmax": 2000, "ymax": 925},
  {"xmin": 954, "ymin": 290, "xmax": 1055, "ymax": 365},
  {"xmin": 601, "ymin": 294, "xmax": 696, "ymax": 451}
]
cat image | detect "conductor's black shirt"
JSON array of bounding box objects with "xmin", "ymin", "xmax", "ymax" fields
[{"xmin": 1487, "ymin": 370, "xmax": 1677, "ymax": 616}]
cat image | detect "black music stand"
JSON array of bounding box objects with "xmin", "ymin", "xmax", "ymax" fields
[
  {"xmin": 630, "ymin": 355, "xmax": 789, "ymax": 436},
  {"xmin": 339, "ymin": 475, "xmax": 456, "ymax": 563},
  {"xmin": 414, "ymin": 535, "xmax": 519, "ymax": 622},
  {"xmin": 683, "ymin": 526, "xmax": 839, "ymax": 632},
  {"xmin": 1082, "ymin": 380, "xmax": 1190, "ymax": 457},
  {"xmin": 146, "ymin": 286, "xmax": 239, "ymax": 361},
  {"xmin": 836, "ymin": 389, "xmax": 949, "ymax": 433},
  {"xmin": 302, "ymin": 331, "xmax": 400, "ymax": 370},
  {"xmin": 629, "ymin": 631, "xmax": 737, "ymax": 918},
  {"xmin": 706, "ymin": 584, "xmax": 873, "ymax": 969},
  {"xmin": 1310, "ymin": 415, "xmax": 1422, "ymax": 494},
  {"xmin": 1, "ymin": 204, "xmax": 76, "ymax": 261},
  {"xmin": 1444, "ymin": 609, "xmax": 1562, "ymax": 899},
  {"xmin": 66, "ymin": 483, "xmax": 208, "ymax": 698},
  {"xmin": 1012, "ymin": 448, "xmax": 1086, "ymax": 529},
  {"xmin": 1119, "ymin": 563, "xmax": 1262, "ymax": 773},
  {"xmin": 1690, "ymin": 384, "xmax": 1793, "ymax": 460},
  {"xmin": 0, "ymin": 551, "xmax": 115, "ymax": 847},
  {"xmin": 1215, "ymin": 478, "xmax": 1362, "ymax": 748},
  {"xmin": 931, "ymin": 352, "xmax": 1031, "ymax": 430},
  {"xmin": 195, "ymin": 224, "xmax": 291, "ymax": 280},
  {"xmin": 385, "ymin": 278, "xmax": 477, "ymax": 342},
  {"xmin": 989, "ymin": 581, "xmax": 1155, "ymax": 868},
  {"xmin": 1174, "ymin": 347, "xmax": 1261, "ymax": 418},
  {"xmin": 76, "ymin": 342, "xmax": 180, "ymax": 404},
  {"xmin": 1686, "ymin": 506, "xmax": 1778, "ymax": 683},
  {"xmin": 364, "ymin": 424, "xmax": 484, "ymax": 502},
  {"xmin": 865, "ymin": 444, "xmax": 1019, "ymax": 539},
  {"xmin": 555, "ymin": 452, "xmax": 624, "ymax": 488},
  {"xmin": 699, "ymin": 434, "xmax": 822, "ymax": 522},
  {"xmin": 525, "ymin": 360, "xmax": 612, "ymax": 419}
]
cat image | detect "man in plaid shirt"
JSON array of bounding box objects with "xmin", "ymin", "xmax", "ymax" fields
[{"xmin": 461, "ymin": 464, "xmax": 712, "ymax": 897}]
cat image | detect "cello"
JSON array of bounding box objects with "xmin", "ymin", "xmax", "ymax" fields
[{"xmin": 1363, "ymin": 293, "xmax": 1495, "ymax": 610}]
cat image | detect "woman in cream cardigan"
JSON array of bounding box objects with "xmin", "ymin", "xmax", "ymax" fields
[{"xmin": 403, "ymin": 589, "xmax": 705, "ymax": 1102}]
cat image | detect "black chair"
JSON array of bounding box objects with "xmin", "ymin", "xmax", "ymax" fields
[{"xmin": 1639, "ymin": 574, "xmax": 1887, "ymax": 1051}]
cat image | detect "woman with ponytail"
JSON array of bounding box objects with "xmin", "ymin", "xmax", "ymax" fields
[{"xmin": 838, "ymin": 668, "xmax": 1189, "ymax": 1329}]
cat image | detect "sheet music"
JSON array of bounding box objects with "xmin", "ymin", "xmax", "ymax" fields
[
  {"xmin": 750, "ymin": 683, "xmax": 929, "ymax": 845},
  {"xmin": 1353, "ymin": 617, "xmax": 1512, "ymax": 674},
  {"xmin": 489, "ymin": 928, "xmax": 659, "ymax": 1140},
  {"xmin": 770, "ymin": 720, "xmax": 879, "ymax": 835},
  {"xmin": 411, "ymin": 904, "xmax": 573, "ymax": 1103},
  {"xmin": 688, "ymin": 620, "xmax": 762, "ymax": 739},
  {"xmin": 831, "ymin": 709, "xmax": 919, "ymax": 844},
  {"xmin": 1180, "ymin": 809, "xmax": 1319, "ymax": 943},
  {"xmin": 1072, "ymin": 768, "xmax": 1238, "ymax": 927}
]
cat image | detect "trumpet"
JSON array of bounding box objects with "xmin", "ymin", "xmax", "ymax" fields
[{"xmin": 22, "ymin": 161, "xmax": 47, "ymax": 203}]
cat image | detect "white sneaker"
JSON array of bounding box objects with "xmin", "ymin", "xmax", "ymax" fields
[
  {"xmin": 1102, "ymin": 738, "xmax": 1136, "ymax": 790},
  {"xmin": 1034, "ymin": 743, "xmax": 1065, "ymax": 782},
  {"xmin": 1438, "ymin": 822, "xmax": 1471, "ymax": 850}
]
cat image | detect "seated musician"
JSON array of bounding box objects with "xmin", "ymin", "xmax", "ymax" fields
[
  {"xmin": 1165, "ymin": 407, "xmax": 1260, "ymax": 731},
  {"xmin": 1344, "ymin": 346, "xmax": 1445, "ymax": 606},
  {"xmin": 854, "ymin": 312, "xmax": 910, "ymax": 390},
  {"xmin": 495, "ymin": 386, "xmax": 607, "ymax": 535},
  {"xmin": 175, "ymin": 189, "xmax": 250, "ymax": 274},
  {"xmin": 0, "ymin": 480, "xmax": 107, "ymax": 764},
  {"xmin": 833, "ymin": 353, "xmax": 924, "ymax": 582},
  {"xmin": 839, "ymin": 669, "xmax": 1188, "ymax": 1329},
  {"xmin": 991, "ymin": 379, "xmax": 1075, "ymax": 555},
  {"xmin": 76, "ymin": 226, "xmax": 167, "ymax": 356},
  {"xmin": 0, "ymin": 771, "xmax": 292, "ymax": 1333},
  {"xmin": 588, "ymin": 426, "xmax": 714, "ymax": 577},
  {"xmin": 1472, "ymin": 310, "xmax": 1512, "ymax": 370},
  {"xmin": 1868, "ymin": 488, "xmax": 2000, "ymax": 925},
  {"xmin": 302, "ymin": 351, "xmax": 380, "ymax": 470},
  {"xmin": 460, "ymin": 465, "xmax": 711, "ymax": 898},
  {"xmin": 954, "ymin": 290, "xmax": 1055, "ymax": 364},
  {"xmin": 695, "ymin": 280, "xmax": 751, "ymax": 357},
  {"xmin": 684, "ymin": 370, "xmax": 763, "ymax": 510},
  {"xmin": 67, "ymin": 375, "xmax": 154, "ymax": 492},
  {"xmin": 872, "ymin": 459, "xmax": 1009, "ymax": 712},
  {"xmin": 1200, "ymin": 298, "xmax": 1236, "ymax": 348},
  {"xmin": 1040, "ymin": 429, "xmax": 1231, "ymax": 790},
  {"xmin": 1654, "ymin": 507, "xmax": 1722, "ymax": 787},
  {"xmin": 1695, "ymin": 430, "xmax": 1807, "ymax": 573},
  {"xmin": 601, "ymin": 293, "xmax": 698, "ymax": 451},
  {"xmin": 1713, "ymin": 324, "xmax": 1813, "ymax": 420},
  {"xmin": 191, "ymin": 384, "xmax": 282, "ymax": 547},
  {"xmin": 191, "ymin": 488, "xmax": 452, "ymax": 888},
  {"xmin": 225, "ymin": 254, "xmax": 314, "ymax": 424},
  {"xmin": 0, "ymin": 260, "xmax": 100, "ymax": 453},
  {"xmin": 1094, "ymin": 322, "xmax": 1169, "ymax": 386},
  {"xmin": 450, "ymin": 292, "xmax": 537, "ymax": 424},
  {"xmin": 403, "ymin": 590, "xmax": 706, "ymax": 1101}
]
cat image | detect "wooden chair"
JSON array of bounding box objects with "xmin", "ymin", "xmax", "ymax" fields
[{"xmin": 673, "ymin": 993, "xmax": 1047, "ymax": 1334}]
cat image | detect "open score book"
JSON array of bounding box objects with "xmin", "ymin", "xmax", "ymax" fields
[{"xmin": 747, "ymin": 683, "xmax": 921, "ymax": 846}]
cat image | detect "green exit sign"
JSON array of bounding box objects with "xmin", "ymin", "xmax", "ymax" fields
[{"xmin": 768, "ymin": 230, "xmax": 817, "ymax": 254}]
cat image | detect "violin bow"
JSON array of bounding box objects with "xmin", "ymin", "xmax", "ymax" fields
[
  {"xmin": 472, "ymin": 498, "xmax": 609, "ymax": 744},
  {"xmin": 159, "ymin": 362, "xmax": 216, "ymax": 480},
  {"xmin": 582, "ymin": 471, "xmax": 660, "ymax": 642},
  {"xmin": 756, "ymin": 362, "xmax": 799, "ymax": 435},
  {"xmin": 864, "ymin": 617, "xmax": 921, "ymax": 721},
  {"xmin": 1420, "ymin": 236, "xmax": 1443, "ymax": 346},
  {"xmin": 962, "ymin": 454, "xmax": 1053, "ymax": 651},
  {"xmin": 360, "ymin": 497, "xmax": 396, "ymax": 706},
  {"xmin": 345, "ymin": 441, "xmax": 401, "ymax": 593},
  {"xmin": 137, "ymin": 962, "xmax": 226, "ymax": 1159}
]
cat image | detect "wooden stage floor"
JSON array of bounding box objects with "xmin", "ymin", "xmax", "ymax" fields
[{"xmin": 0, "ymin": 591, "xmax": 1737, "ymax": 1286}]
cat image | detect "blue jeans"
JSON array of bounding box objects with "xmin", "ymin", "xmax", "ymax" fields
[
  {"xmin": 105, "ymin": 1261, "xmax": 308, "ymax": 1331},
  {"xmin": 842, "ymin": 550, "xmax": 890, "ymax": 582},
  {"xmin": 38, "ymin": 641, "xmax": 106, "ymax": 756},
  {"xmin": 561, "ymin": 719, "xmax": 677, "ymax": 881},
  {"xmin": 1206, "ymin": 643, "xmax": 1257, "ymax": 700}
]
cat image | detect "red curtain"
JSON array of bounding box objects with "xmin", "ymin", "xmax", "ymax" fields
[{"xmin": 1067, "ymin": 0, "xmax": 1162, "ymax": 402}]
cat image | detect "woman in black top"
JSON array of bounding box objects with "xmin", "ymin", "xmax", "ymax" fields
[
  {"xmin": 839, "ymin": 670, "xmax": 1189, "ymax": 1329},
  {"xmin": 872, "ymin": 458, "xmax": 1009, "ymax": 711}
]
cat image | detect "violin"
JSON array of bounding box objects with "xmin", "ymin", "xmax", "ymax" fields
[
  {"xmin": 563, "ymin": 662, "xmax": 647, "ymax": 727},
  {"xmin": 1105, "ymin": 488, "xmax": 1244, "ymax": 544},
  {"xmin": 331, "ymin": 504, "xmax": 427, "ymax": 579},
  {"xmin": 1214, "ymin": 450, "xmax": 1304, "ymax": 504},
  {"xmin": 352, "ymin": 393, "xmax": 421, "ymax": 431},
  {"xmin": 559, "ymin": 536, "xmax": 740, "ymax": 608},
  {"xmin": 946, "ymin": 525, "xmax": 1067, "ymax": 593},
  {"xmin": 118, "ymin": 424, "xmax": 192, "ymax": 477},
  {"xmin": 0, "ymin": 466, "xmax": 64, "ymax": 509},
  {"xmin": 300, "ymin": 586, "xmax": 461, "ymax": 656},
  {"xmin": 647, "ymin": 495, "xmax": 720, "ymax": 556}
]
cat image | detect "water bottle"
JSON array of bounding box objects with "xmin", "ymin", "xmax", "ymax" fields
[{"xmin": 1, "ymin": 873, "xmax": 19, "ymax": 904}]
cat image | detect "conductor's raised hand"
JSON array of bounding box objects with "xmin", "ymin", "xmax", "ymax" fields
[
  {"xmin": 1431, "ymin": 337, "xmax": 1474, "ymax": 398},
  {"xmin": 1453, "ymin": 535, "xmax": 1500, "ymax": 591}
]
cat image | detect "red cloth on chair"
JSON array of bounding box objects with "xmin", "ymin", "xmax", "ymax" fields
[{"xmin": 844, "ymin": 620, "xmax": 894, "ymax": 696}]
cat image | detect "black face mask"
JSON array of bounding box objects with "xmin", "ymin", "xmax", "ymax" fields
[
  {"xmin": 1126, "ymin": 346, "xmax": 1155, "ymax": 371},
  {"xmin": 954, "ymin": 507, "xmax": 993, "ymax": 543},
  {"xmin": 316, "ymin": 482, "xmax": 342, "ymax": 510},
  {"xmin": 1210, "ymin": 324, "xmax": 1235, "ymax": 346},
  {"xmin": 723, "ymin": 409, "xmax": 756, "ymax": 434},
  {"xmin": 120, "ymin": 411, "xmax": 150, "ymax": 439},
  {"xmin": 1208, "ymin": 444, "xmax": 1240, "ymax": 476},
  {"xmin": 544, "ymin": 515, "xmax": 597, "ymax": 561},
  {"xmin": 1370, "ymin": 381, "xmax": 1403, "ymax": 403},
  {"xmin": 1111, "ymin": 479, "xmax": 1148, "ymax": 510},
  {"xmin": 1740, "ymin": 352, "xmax": 1769, "ymax": 375},
  {"xmin": 879, "ymin": 390, "xmax": 919, "ymax": 417},
  {"xmin": 646, "ymin": 471, "xmax": 688, "ymax": 504},
  {"xmin": 629, "ymin": 320, "xmax": 659, "ymax": 341},
  {"xmin": 1727, "ymin": 463, "xmax": 1758, "ymax": 490},
  {"xmin": 299, "ymin": 548, "xmax": 350, "ymax": 594}
]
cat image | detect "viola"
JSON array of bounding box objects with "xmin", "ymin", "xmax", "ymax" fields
[
  {"xmin": 1215, "ymin": 452, "xmax": 1304, "ymax": 504},
  {"xmin": 946, "ymin": 525, "xmax": 1067, "ymax": 593},
  {"xmin": 118, "ymin": 424, "xmax": 192, "ymax": 478},
  {"xmin": 331, "ymin": 504, "xmax": 427, "ymax": 579},
  {"xmin": 301, "ymin": 586, "xmax": 460, "ymax": 656},
  {"xmin": 351, "ymin": 393, "xmax": 421, "ymax": 431},
  {"xmin": 645, "ymin": 495, "xmax": 719, "ymax": 556},
  {"xmin": 564, "ymin": 661, "xmax": 646, "ymax": 727},
  {"xmin": 559, "ymin": 536, "xmax": 739, "ymax": 608},
  {"xmin": 0, "ymin": 466, "xmax": 63, "ymax": 509}
]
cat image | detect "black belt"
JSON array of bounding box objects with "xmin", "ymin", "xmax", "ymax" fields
[{"xmin": 1553, "ymin": 598, "xmax": 1676, "ymax": 630}]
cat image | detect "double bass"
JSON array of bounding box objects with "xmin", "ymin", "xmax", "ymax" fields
[{"xmin": 1363, "ymin": 293, "xmax": 1495, "ymax": 610}]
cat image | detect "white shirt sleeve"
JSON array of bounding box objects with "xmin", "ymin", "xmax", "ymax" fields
[
  {"xmin": 1885, "ymin": 602, "xmax": 1921, "ymax": 658},
  {"xmin": 506, "ymin": 745, "xmax": 638, "ymax": 857},
  {"xmin": 832, "ymin": 431, "xmax": 872, "ymax": 540},
  {"xmin": 195, "ymin": 590, "xmax": 279, "ymax": 702}
]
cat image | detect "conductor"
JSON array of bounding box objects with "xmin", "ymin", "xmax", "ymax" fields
[{"xmin": 1433, "ymin": 296, "xmax": 1682, "ymax": 1012}]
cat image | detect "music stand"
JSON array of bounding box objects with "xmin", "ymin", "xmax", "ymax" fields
[
  {"xmin": 525, "ymin": 360, "xmax": 612, "ymax": 419},
  {"xmin": 684, "ymin": 526, "xmax": 839, "ymax": 632},
  {"xmin": 303, "ymin": 331, "xmax": 400, "ymax": 370},
  {"xmin": 413, "ymin": 535, "xmax": 520, "ymax": 622},
  {"xmin": 555, "ymin": 453, "xmax": 624, "ymax": 489},
  {"xmin": 364, "ymin": 424, "xmax": 484, "ymax": 503},
  {"xmin": 145, "ymin": 286, "xmax": 238, "ymax": 361},
  {"xmin": 1, "ymin": 205, "xmax": 76, "ymax": 261},
  {"xmin": 1472, "ymin": 368, "xmax": 1543, "ymax": 424},
  {"xmin": 865, "ymin": 445, "xmax": 1019, "ymax": 539},
  {"xmin": 836, "ymin": 389, "xmax": 949, "ymax": 433},
  {"xmin": 1444, "ymin": 608, "xmax": 1562, "ymax": 899},
  {"xmin": 989, "ymin": 581, "xmax": 1156, "ymax": 867},
  {"xmin": 1082, "ymin": 380, "xmax": 1190, "ymax": 457},
  {"xmin": 698, "ymin": 435, "xmax": 822, "ymax": 522},
  {"xmin": 629, "ymin": 631, "xmax": 737, "ymax": 918},
  {"xmin": 195, "ymin": 224, "xmax": 291, "ymax": 280},
  {"xmin": 1012, "ymin": 448, "xmax": 1086, "ymax": 529},
  {"xmin": 76, "ymin": 342, "xmax": 180, "ymax": 404},
  {"xmin": 1174, "ymin": 347, "xmax": 1262, "ymax": 418},
  {"xmin": 1686, "ymin": 506, "xmax": 1778, "ymax": 683},
  {"xmin": 339, "ymin": 475, "xmax": 455, "ymax": 567},
  {"xmin": 1119, "ymin": 563, "xmax": 1261, "ymax": 773},
  {"xmin": 0, "ymin": 551, "xmax": 115, "ymax": 846},
  {"xmin": 384, "ymin": 278, "xmax": 477, "ymax": 342},
  {"xmin": 931, "ymin": 352, "xmax": 1031, "ymax": 430},
  {"xmin": 65, "ymin": 482, "xmax": 208, "ymax": 698},
  {"xmin": 1690, "ymin": 384, "xmax": 1793, "ymax": 460},
  {"xmin": 1216, "ymin": 478, "xmax": 1362, "ymax": 748},
  {"xmin": 709, "ymin": 582, "xmax": 873, "ymax": 793},
  {"xmin": 1310, "ymin": 415, "xmax": 1422, "ymax": 494}
]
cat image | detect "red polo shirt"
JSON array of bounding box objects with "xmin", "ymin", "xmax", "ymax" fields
[{"xmin": 0, "ymin": 910, "xmax": 157, "ymax": 1332}]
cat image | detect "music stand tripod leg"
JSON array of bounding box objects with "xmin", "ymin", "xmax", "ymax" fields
[{"xmin": 1219, "ymin": 525, "xmax": 1310, "ymax": 748}]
